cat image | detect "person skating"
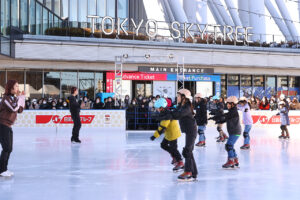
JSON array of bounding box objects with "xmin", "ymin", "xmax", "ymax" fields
[
  {"xmin": 238, "ymin": 97, "xmax": 253, "ymax": 150},
  {"xmin": 194, "ymin": 93, "xmax": 208, "ymax": 147},
  {"xmin": 158, "ymin": 89, "xmax": 198, "ymax": 181},
  {"xmin": 0, "ymin": 80, "xmax": 25, "ymax": 177},
  {"xmin": 150, "ymin": 98, "xmax": 184, "ymax": 172},
  {"xmin": 68, "ymin": 87, "xmax": 82, "ymax": 144},
  {"xmin": 209, "ymin": 96, "xmax": 228, "ymax": 142},
  {"xmin": 209, "ymin": 96, "xmax": 242, "ymax": 169},
  {"xmin": 277, "ymin": 101, "xmax": 290, "ymax": 139}
]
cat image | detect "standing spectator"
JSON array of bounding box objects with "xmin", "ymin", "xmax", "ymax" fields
[
  {"xmin": 122, "ymin": 95, "xmax": 130, "ymax": 109},
  {"xmin": 50, "ymin": 100, "xmax": 57, "ymax": 110},
  {"xmin": 104, "ymin": 97, "xmax": 115, "ymax": 109},
  {"xmin": 259, "ymin": 97, "xmax": 270, "ymax": 110},
  {"xmin": 25, "ymin": 100, "xmax": 31, "ymax": 109},
  {"xmin": 163, "ymin": 94, "xmax": 172, "ymax": 108},
  {"xmin": 39, "ymin": 99, "xmax": 49, "ymax": 110},
  {"xmin": 270, "ymin": 98, "xmax": 278, "ymax": 111},
  {"xmin": 290, "ymin": 98, "xmax": 300, "ymax": 110},
  {"xmin": 80, "ymin": 96, "xmax": 91, "ymax": 109},
  {"xmin": 93, "ymin": 97, "xmax": 104, "ymax": 109},
  {"xmin": 30, "ymin": 99, "xmax": 39, "ymax": 110}
]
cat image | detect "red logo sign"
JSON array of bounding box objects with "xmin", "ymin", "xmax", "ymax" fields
[{"xmin": 36, "ymin": 115, "xmax": 95, "ymax": 124}]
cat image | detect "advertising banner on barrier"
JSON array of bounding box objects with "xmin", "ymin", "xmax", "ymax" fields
[{"xmin": 14, "ymin": 110, "xmax": 126, "ymax": 131}]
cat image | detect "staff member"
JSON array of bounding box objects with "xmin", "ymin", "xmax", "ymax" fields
[
  {"xmin": 0, "ymin": 80, "xmax": 25, "ymax": 177},
  {"xmin": 68, "ymin": 87, "xmax": 81, "ymax": 144}
]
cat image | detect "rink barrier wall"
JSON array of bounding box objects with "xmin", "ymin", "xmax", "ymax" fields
[{"xmin": 14, "ymin": 110, "xmax": 126, "ymax": 131}]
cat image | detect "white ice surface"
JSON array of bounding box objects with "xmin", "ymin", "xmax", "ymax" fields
[{"xmin": 1, "ymin": 126, "xmax": 300, "ymax": 200}]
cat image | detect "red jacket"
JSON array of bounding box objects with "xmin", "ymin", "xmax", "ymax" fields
[
  {"xmin": 165, "ymin": 98, "xmax": 172, "ymax": 108},
  {"xmin": 259, "ymin": 102, "xmax": 270, "ymax": 110}
]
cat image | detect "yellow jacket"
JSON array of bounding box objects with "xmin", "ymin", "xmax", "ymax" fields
[{"xmin": 153, "ymin": 119, "xmax": 181, "ymax": 141}]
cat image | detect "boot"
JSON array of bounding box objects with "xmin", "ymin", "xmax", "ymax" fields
[
  {"xmin": 171, "ymin": 157, "xmax": 177, "ymax": 165},
  {"xmin": 195, "ymin": 141, "xmax": 205, "ymax": 147},
  {"xmin": 173, "ymin": 161, "xmax": 184, "ymax": 172},
  {"xmin": 178, "ymin": 172, "xmax": 193, "ymax": 181},
  {"xmin": 222, "ymin": 158, "xmax": 235, "ymax": 169},
  {"xmin": 234, "ymin": 157, "xmax": 239, "ymax": 167},
  {"xmin": 240, "ymin": 144, "xmax": 250, "ymax": 150},
  {"xmin": 278, "ymin": 134, "xmax": 285, "ymax": 139}
]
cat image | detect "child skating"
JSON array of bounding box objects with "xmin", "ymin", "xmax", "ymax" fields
[
  {"xmin": 209, "ymin": 96, "xmax": 242, "ymax": 169},
  {"xmin": 238, "ymin": 97, "xmax": 253, "ymax": 150},
  {"xmin": 277, "ymin": 101, "xmax": 290, "ymax": 139},
  {"xmin": 194, "ymin": 93, "xmax": 208, "ymax": 147},
  {"xmin": 150, "ymin": 98, "xmax": 184, "ymax": 172}
]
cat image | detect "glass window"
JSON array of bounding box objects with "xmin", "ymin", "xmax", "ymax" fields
[
  {"xmin": 227, "ymin": 75, "xmax": 239, "ymax": 86},
  {"xmin": 61, "ymin": 0, "xmax": 69, "ymax": 18},
  {"xmin": 54, "ymin": 0, "xmax": 61, "ymax": 16},
  {"xmin": 45, "ymin": 0, "xmax": 51, "ymax": 9},
  {"xmin": 118, "ymin": 0, "xmax": 128, "ymax": 19},
  {"xmin": 145, "ymin": 83, "xmax": 152, "ymax": 97},
  {"xmin": 7, "ymin": 71, "xmax": 25, "ymax": 91},
  {"xmin": 95, "ymin": 72, "xmax": 104, "ymax": 94},
  {"xmin": 78, "ymin": 0, "xmax": 88, "ymax": 22},
  {"xmin": 11, "ymin": 0, "xmax": 19, "ymax": 27},
  {"xmin": 42, "ymin": 7, "xmax": 49, "ymax": 34},
  {"xmin": 79, "ymin": 72, "xmax": 94, "ymax": 99},
  {"xmin": 221, "ymin": 74, "xmax": 227, "ymax": 97},
  {"xmin": 88, "ymin": 0, "xmax": 97, "ymax": 17},
  {"xmin": 278, "ymin": 76, "xmax": 288, "ymax": 88},
  {"xmin": 61, "ymin": 72, "xmax": 77, "ymax": 99},
  {"xmin": 1, "ymin": 0, "xmax": 11, "ymax": 36},
  {"xmin": 288, "ymin": 76, "xmax": 300, "ymax": 97},
  {"xmin": 44, "ymin": 71, "xmax": 60, "ymax": 99},
  {"xmin": 241, "ymin": 75, "xmax": 251, "ymax": 86},
  {"xmin": 253, "ymin": 75, "xmax": 264, "ymax": 87},
  {"xmin": 97, "ymin": 0, "xmax": 106, "ymax": 18},
  {"xmin": 49, "ymin": 13, "xmax": 54, "ymax": 28},
  {"xmin": 69, "ymin": 0, "xmax": 77, "ymax": 21},
  {"xmin": 29, "ymin": 0, "xmax": 36, "ymax": 34},
  {"xmin": 0, "ymin": 71, "xmax": 5, "ymax": 97},
  {"xmin": 20, "ymin": 0, "xmax": 29, "ymax": 32},
  {"xmin": 107, "ymin": 0, "xmax": 115, "ymax": 17},
  {"xmin": 36, "ymin": 3, "xmax": 43, "ymax": 35},
  {"xmin": 26, "ymin": 71, "xmax": 43, "ymax": 99},
  {"xmin": 266, "ymin": 76, "xmax": 276, "ymax": 97}
]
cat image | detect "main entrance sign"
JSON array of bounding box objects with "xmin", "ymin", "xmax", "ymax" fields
[
  {"xmin": 87, "ymin": 16, "xmax": 254, "ymax": 43},
  {"xmin": 138, "ymin": 66, "xmax": 214, "ymax": 74}
]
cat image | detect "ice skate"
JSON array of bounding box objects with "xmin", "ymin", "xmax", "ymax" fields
[
  {"xmin": 284, "ymin": 135, "xmax": 290, "ymax": 140},
  {"xmin": 240, "ymin": 144, "xmax": 250, "ymax": 150},
  {"xmin": 177, "ymin": 172, "xmax": 194, "ymax": 182},
  {"xmin": 278, "ymin": 135, "xmax": 285, "ymax": 139},
  {"xmin": 222, "ymin": 159, "xmax": 235, "ymax": 169},
  {"xmin": 71, "ymin": 138, "xmax": 81, "ymax": 144},
  {"xmin": 216, "ymin": 137, "xmax": 225, "ymax": 143},
  {"xmin": 171, "ymin": 157, "xmax": 177, "ymax": 165},
  {"xmin": 0, "ymin": 171, "xmax": 13, "ymax": 177},
  {"xmin": 173, "ymin": 161, "xmax": 184, "ymax": 172},
  {"xmin": 195, "ymin": 141, "xmax": 205, "ymax": 147},
  {"xmin": 234, "ymin": 158, "xmax": 239, "ymax": 168}
]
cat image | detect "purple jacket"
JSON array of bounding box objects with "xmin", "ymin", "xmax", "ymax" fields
[{"xmin": 237, "ymin": 104, "xmax": 253, "ymax": 125}]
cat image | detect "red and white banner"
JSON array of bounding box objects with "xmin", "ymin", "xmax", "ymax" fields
[{"xmin": 14, "ymin": 110, "xmax": 126, "ymax": 131}]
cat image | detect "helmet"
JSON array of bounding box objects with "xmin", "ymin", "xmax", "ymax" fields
[
  {"xmin": 227, "ymin": 96, "xmax": 239, "ymax": 104},
  {"xmin": 280, "ymin": 94, "xmax": 285, "ymax": 100},
  {"xmin": 278, "ymin": 101, "xmax": 285, "ymax": 105},
  {"xmin": 239, "ymin": 97, "xmax": 247, "ymax": 102},
  {"xmin": 177, "ymin": 89, "xmax": 192, "ymax": 99},
  {"xmin": 212, "ymin": 95, "xmax": 220, "ymax": 100},
  {"xmin": 154, "ymin": 98, "xmax": 168, "ymax": 109},
  {"xmin": 194, "ymin": 93, "xmax": 203, "ymax": 98}
]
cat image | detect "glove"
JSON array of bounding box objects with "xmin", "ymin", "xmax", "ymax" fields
[{"xmin": 150, "ymin": 136, "xmax": 156, "ymax": 141}]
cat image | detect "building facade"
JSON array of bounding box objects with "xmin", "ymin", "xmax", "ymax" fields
[{"xmin": 1, "ymin": 0, "xmax": 300, "ymax": 100}]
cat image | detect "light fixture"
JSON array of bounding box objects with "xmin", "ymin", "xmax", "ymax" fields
[
  {"xmin": 123, "ymin": 54, "xmax": 128, "ymax": 59},
  {"xmin": 145, "ymin": 54, "xmax": 151, "ymax": 59},
  {"xmin": 169, "ymin": 54, "xmax": 174, "ymax": 59}
]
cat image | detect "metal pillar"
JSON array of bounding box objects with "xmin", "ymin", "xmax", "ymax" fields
[
  {"xmin": 114, "ymin": 56, "xmax": 123, "ymax": 106},
  {"xmin": 177, "ymin": 57, "xmax": 185, "ymax": 90}
]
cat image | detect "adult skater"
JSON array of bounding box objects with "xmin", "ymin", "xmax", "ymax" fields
[
  {"xmin": 0, "ymin": 80, "xmax": 25, "ymax": 177},
  {"xmin": 277, "ymin": 101, "xmax": 290, "ymax": 139},
  {"xmin": 194, "ymin": 93, "xmax": 208, "ymax": 147},
  {"xmin": 158, "ymin": 89, "xmax": 198, "ymax": 181},
  {"xmin": 68, "ymin": 87, "xmax": 82, "ymax": 144},
  {"xmin": 150, "ymin": 98, "xmax": 184, "ymax": 172},
  {"xmin": 209, "ymin": 96, "xmax": 241, "ymax": 169},
  {"xmin": 210, "ymin": 96, "xmax": 228, "ymax": 142},
  {"xmin": 238, "ymin": 97, "xmax": 253, "ymax": 150}
]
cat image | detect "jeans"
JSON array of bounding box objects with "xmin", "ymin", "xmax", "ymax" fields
[
  {"xmin": 160, "ymin": 138, "xmax": 182, "ymax": 162},
  {"xmin": 226, "ymin": 134, "xmax": 240, "ymax": 158},
  {"xmin": 244, "ymin": 125, "xmax": 252, "ymax": 145},
  {"xmin": 198, "ymin": 126, "xmax": 206, "ymax": 142},
  {"xmin": 0, "ymin": 124, "xmax": 13, "ymax": 173}
]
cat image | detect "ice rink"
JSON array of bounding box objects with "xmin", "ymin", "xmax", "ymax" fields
[{"xmin": 1, "ymin": 126, "xmax": 300, "ymax": 200}]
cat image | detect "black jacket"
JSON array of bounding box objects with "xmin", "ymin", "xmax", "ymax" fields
[
  {"xmin": 194, "ymin": 101, "xmax": 207, "ymax": 126},
  {"xmin": 94, "ymin": 102, "xmax": 104, "ymax": 109},
  {"xmin": 218, "ymin": 106, "xmax": 241, "ymax": 136},
  {"xmin": 159, "ymin": 102, "xmax": 197, "ymax": 134},
  {"xmin": 210, "ymin": 102, "xmax": 225, "ymax": 124},
  {"xmin": 68, "ymin": 96, "xmax": 80, "ymax": 115}
]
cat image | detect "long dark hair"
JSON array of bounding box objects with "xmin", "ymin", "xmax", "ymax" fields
[
  {"xmin": 180, "ymin": 94, "xmax": 195, "ymax": 115},
  {"xmin": 4, "ymin": 80, "xmax": 18, "ymax": 95}
]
